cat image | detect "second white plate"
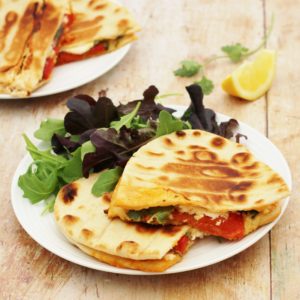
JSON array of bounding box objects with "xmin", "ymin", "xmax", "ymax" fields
[{"xmin": 0, "ymin": 44, "xmax": 131, "ymax": 99}]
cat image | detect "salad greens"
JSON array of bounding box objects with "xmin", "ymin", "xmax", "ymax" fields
[
  {"xmin": 18, "ymin": 84, "xmax": 239, "ymax": 213},
  {"xmin": 91, "ymin": 167, "xmax": 123, "ymax": 197},
  {"xmin": 34, "ymin": 119, "xmax": 66, "ymax": 142}
]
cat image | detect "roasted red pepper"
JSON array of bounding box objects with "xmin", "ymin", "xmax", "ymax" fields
[{"xmin": 171, "ymin": 211, "xmax": 244, "ymax": 240}]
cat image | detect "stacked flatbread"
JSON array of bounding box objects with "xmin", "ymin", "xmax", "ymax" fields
[
  {"xmin": 55, "ymin": 129, "xmax": 290, "ymax": 272},
  {"xmin": 54, "ymin": 174, "xmax": 200, "ymax": 272},
  {"xmin": 108, "ymin": 130, "xmax": 290, "ymax": 240},
  {"xmin": 0, "ymin": 0, "xmax": 140, "ymax": 96}
]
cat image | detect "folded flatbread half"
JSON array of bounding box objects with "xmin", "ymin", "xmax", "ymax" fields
[
  {"xmin": 0, "ymin": 0, "xmax": 72, "ymax": 96},
  {"xmin": 54, "ymin": 174, "xmax": 202, "ymax": 272},
  {"xmin": 57, "ymin": 0, "xmax": 140, "ymax": 65},
  {"xmin": 108, "ymin": 129, "xmax": 290, "ymax": 240}
]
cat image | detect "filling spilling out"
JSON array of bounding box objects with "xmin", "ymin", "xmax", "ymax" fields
[
  {"xmin": 127, "ymin": 205, "xmax": 276, "ymax": 240},
  {"xmin": 42, "ymin": 14, "xmax": 74, "ymax": 80}
]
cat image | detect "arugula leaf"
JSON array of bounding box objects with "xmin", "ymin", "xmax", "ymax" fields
[
  {"xmin": 110, "ymin": 102, "xmax": 141, "ymax": 131},
  {"xmin": 156, "ymin": 110, "xmax": 185, "ymax": 137},
  {"xmin": 130, "ymin": 116, "xmax": 148, "ymax": 129},
  {"xmin": 23, "ymin": 134, "xmax": 67, "ymax": 167},
  {"xmin": 221, "ymin": 43, "xmax": 249, "ymax": 63},
  {"xmin": 59, "ymin": 148, "xmax": 83, "ymax": 183},
  {"xmin": 195, "ymin": 76, "xmax": 214, "ymax": 95},
  {"xmin": 91, "ymin": 167, "xmax": 122, "ymax": 196},
  {"xmin": 174, "ymin": 60, "xmax": 202, "ymax": 77},
  {"xmin": 18, "ymin": 162, "xmax": 58, "ymax": 203},
  {"xmin": 34, "ymin": 119, "xmax": 66, "ymax": 142}
]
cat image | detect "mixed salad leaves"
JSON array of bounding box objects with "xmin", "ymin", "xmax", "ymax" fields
[{"xmin": 18, "ymin": 84, "xmax": 240, "ymax": 213}]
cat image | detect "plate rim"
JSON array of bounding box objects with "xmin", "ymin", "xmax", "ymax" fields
[
  {"xmin": 10, "ymin": 105, "xmax": 292, "ymax": 275},
  {"xmin": 0, "ymin": 44, "xmax": 131, "ymax": 100}
]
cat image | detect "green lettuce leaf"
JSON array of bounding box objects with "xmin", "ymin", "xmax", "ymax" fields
[
  {"xmin": 110, "ymin": 102, "xmax": 141, "ymax": 131},
  {"xmin": 34, "ymin": 119, "xmax": 66, "ymax": 141},
  {"xmin": 156, "ymin": 110, "xmax": 185, "ymax": 137},
  {"xmin": 91, "ymin": 167, "xmax": 123, "ymax": 196},
  {"xmin": 18, "ymin": 162, "xmax": 58, "ymax": 203}
]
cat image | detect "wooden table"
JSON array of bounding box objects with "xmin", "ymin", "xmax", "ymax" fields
[{"xmin": 0, "ymin": 1, "xmax": 299, "ymax": 299}]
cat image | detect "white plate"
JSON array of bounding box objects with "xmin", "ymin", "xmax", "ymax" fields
[
  {"xmin": 0, "ymin": 44, "xmax": 130, "ymax": 99},
  {"xmin": 11, "ymin": 105, "xmax": 292, "ymax": 275}
]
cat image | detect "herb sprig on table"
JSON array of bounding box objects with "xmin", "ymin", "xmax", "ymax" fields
[
  {"xmin": 18, "ymin": 85, "xmax": 239, "ymax": 213},
  {"xmin": 173, "ymin": 15, "xmax": 274, "ymax": 94}
]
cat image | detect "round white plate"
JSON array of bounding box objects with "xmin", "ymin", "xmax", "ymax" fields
[
  {"xmin": 0, "ymin": 44, "xmax": 130, "ymax": 99},
  {"xmin": 11, "ymin": 105, "xmax": 292, "ymax": 275}
]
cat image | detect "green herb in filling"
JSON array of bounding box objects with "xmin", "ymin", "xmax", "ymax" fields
[{"xmin": 127, "ymin": 206, "xmax": 174, "ymax": 224}]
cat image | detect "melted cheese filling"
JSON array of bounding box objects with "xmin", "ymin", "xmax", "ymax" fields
[
  {"xmin": 63, "ymin": 41, "xmax": 95, "ymax": 54},
  {"xmin": 177, "ymin": 206, "xmax": 229, "ymax": 220}
]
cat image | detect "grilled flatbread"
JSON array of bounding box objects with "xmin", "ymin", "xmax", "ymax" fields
[
  {"xmin": 108, "ymin": 129, "xmax": 290, "ymax": 240},
  {"xmin": 57, "ymin": 0, "xmax": 140, "ymax": 65},
  {"xmin": 0, "ymin": 0, "xmax": 70, "ymax": 96},
  {"xmin": 0, "ymin": 0, "xmax": 39, "ymax": 90},
  {"xmin": 54, "ymin": 174, "xmax": 198, "ymax": 272}
]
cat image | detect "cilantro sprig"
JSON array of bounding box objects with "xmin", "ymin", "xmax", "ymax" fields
[{"xmin": 173, "ymin": 15, "xmax": 274, "ymax": 95}]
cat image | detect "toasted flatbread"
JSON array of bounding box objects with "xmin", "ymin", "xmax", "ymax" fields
[
  {"xmin": 57, "ymin": 0, "xmax": 140, "ymax": 64},
  {"xmin": 108, "ymin": 129, "xmax": 290, "ymax": 240},
  {"xmin": 54, "ymin": 174, "xmax": 196, "ymax": 272},
  {"xmin": 0, "ymin": 0, "xmax": 70, "ymax": 96},
  {"xmin": 0, "ymin": 0, "xmax": 39, "ymax": 90}
]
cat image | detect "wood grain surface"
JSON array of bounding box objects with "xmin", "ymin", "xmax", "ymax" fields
[{"xmin": 0, "ymin": 1, "xmax": 299, "ymax": 299}]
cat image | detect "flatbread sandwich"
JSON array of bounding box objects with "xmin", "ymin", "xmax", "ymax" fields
[
  {"xmin": 54, "ymin": 174, "xmax": 203, "ymax": 272},
  {"xmin": 0, "ymin": 0, "xmax": 72, "ymax": 96},
  {"xmin": 108, "ymin": 129, "xmax": 290, "ymax": 240},
  {"xmin": 57, "ymin": 0, "xmax": 140, "ymax": 65}
]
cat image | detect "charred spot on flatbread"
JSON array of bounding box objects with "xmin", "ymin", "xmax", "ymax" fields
[
  {"xmin": 146, "ymin": 151, "xmax": 164, "ymax": 157},
  {"xmin": 116, "ymin": 241, "xmax": 140, "ymax": 255},
  {"xmin": 211, "ymin": 137, "xmax": 226, "ymax": 148},
  {"xmin": 63, "ymin": 214, "xmax": 79, "ymax": 224},
  {"xmin": 175, "ymin": 131, "xmax": 186, "ymax": 138},
  {"xmin": 163, "ymin": 137, "xmax": 174, "ymax": 147},
  {"xmin": 81, "ymin": 228, "xmax": 94, "ymax": 240},
  {"xmin": 61, "ymin": 183, "xmax": 78, "ymax": 204}
]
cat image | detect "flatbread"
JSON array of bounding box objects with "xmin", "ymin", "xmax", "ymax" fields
[
  {"xmin": 6, "ymin": 0, "xmax": 69, "ymax": 96},
  {"xmin": 59, "ymin": 0, "xmax": 140, "ymax": 59},
  {"xmin": 70, "ymin": 238, "xmax": 181, "ymax": 272},
  {"xmin": 54, "ymin": 174, "xmax": 191, "ymax": 271},
  {"xmin": 109, "ymin": 129, "xmax": 290, "ymax": 217},
  {"xmin": 0, "ymin": 0, "xmax": 40, "ymax": 90}
]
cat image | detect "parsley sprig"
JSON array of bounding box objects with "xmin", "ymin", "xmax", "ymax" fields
[{"xmin": 174, "ymin": 15, "xmax": 274, "ymax": 95}]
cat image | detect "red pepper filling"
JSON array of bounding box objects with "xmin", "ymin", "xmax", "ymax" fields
[
  {"xmin": 171, "ymin": 210, "xmax": 244, "ymax": 240},
  {"xmin": 56, "ymin": 42, "xmax": 107, "ymax": 65},
  {"xmin": 42, "ymin": 13, "xmax": 74, "ymax": 80},
  {"xmin": 173, "ymin": 235, "xmax": 190, "ymax": 255}
]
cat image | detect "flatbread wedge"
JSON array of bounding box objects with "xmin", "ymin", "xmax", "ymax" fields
[
  {"xmin": 0, "ymin": 0, "xmax": 39, "ymax": 91},
  {"xmin": 54, "ymin": 174, "xmax": 202, "ymax": 272},
  {"xmin": 57, "ymin": 0, "xmax": 140, "ymax": 65},
  {"xmin": 0, "ymin": 0, "xmax": 72, "ymax": 96},
  {"xmin": 108, "ymin": 129, "xmax": 290, "ymax": 240}
]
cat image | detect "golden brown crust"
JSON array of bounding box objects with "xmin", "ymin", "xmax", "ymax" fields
[
  {"xmin": 109, "ymin": 130, "xmax": 290, "ymax": 214},
  {"xmin": 74, "ymin": 241, "xmax": 182, "ymax": 272},
  {"xmin": 61, "ymin": 0, "xmax": 140, "ymax": 49},
  {"xmin": 54, "ymin": 174, "xmax": 190, "ymax": 263}
]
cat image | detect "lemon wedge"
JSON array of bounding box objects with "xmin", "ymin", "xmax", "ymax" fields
[{"xmin": 222, "ymin": 49, "xmax": 276, "ymax": 101}]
